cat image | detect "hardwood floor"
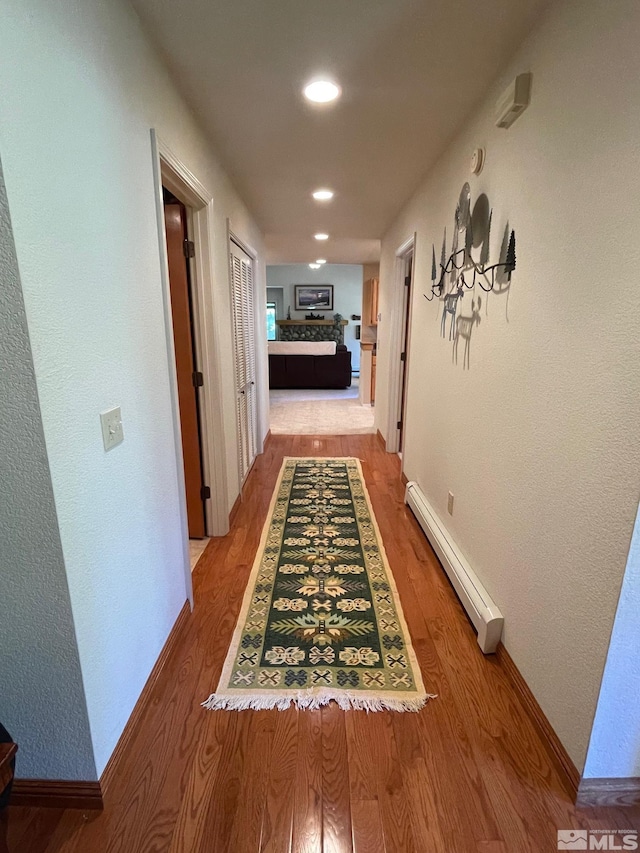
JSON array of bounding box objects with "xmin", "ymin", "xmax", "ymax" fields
[{"xmin": 2, "ymin": 434, "xmax": 638, "ymax": 852}]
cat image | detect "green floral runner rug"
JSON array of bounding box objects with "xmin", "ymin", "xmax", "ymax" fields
[{"xmin": 202, "ymin": 457, "xmax": 434, "ymax": 712}]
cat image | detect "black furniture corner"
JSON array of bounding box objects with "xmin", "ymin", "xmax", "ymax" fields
[
  {"xmin": 0, "ymin": 724, "xmax": 16, "ymax": 811},
  {"xmin": 269, "ymin": 344, "xmax": 352, "ymax": 389}
]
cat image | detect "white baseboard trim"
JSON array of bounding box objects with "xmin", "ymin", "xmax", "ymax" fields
[{"xmin": 404, "ymin": 481, "xmax": 504, "ymax": 653}]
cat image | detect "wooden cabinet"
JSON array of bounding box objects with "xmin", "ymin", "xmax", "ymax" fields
[
  {"xmin": 359, "ymin": 343, "xmax": 374, "ymax": 406},
  {"xmin": 362, "ymin": 278, "xmax": 379, "ymax": 327}
]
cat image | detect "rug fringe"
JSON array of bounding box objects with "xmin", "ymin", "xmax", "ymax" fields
[{"xmin": 201, "ymin": 691, "xmax": 437, "ymax": 713}]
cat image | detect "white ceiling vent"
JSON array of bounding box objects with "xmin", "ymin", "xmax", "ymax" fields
[{"xmin": 495, "ymin": 72, "xmax": 532, "ymax": 129}]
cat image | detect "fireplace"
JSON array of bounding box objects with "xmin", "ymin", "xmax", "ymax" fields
[{"xmin": 276, "ymin": 319, "xmax": 348, "ymax": 344}]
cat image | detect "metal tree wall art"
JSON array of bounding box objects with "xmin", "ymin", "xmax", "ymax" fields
[
  {"xmin": 506, "ymin": 231, "xmax": 516, "ymax": 269},
  {"xmin": 424, "ymin": 185, "xmax": 517, "ymax": 367},
  {"xmin": 425, "ymin": 186, "xmax": 516, "ymax": 303},
  {"xmin": 488, "ymin": 221, "xmax": 516, "ymax": 324}
]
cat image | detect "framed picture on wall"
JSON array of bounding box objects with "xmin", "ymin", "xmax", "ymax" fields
[{"xmin": 294, "ymin": 285, "xmax": 333, "ymax": 311}]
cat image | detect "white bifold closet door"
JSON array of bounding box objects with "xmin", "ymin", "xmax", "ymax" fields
[{"xmin": 230, "ymin": 239, "xmax": 257, "ymax": 484}]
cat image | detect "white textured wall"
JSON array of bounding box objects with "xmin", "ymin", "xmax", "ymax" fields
[
  {"xmin": 376, "ymin": 0, "xmax": 640, "ymax": 771},
  {"xmin": 266, "ymin": 265, "xmax": 363, "ymax": 370},
  {"xmin": 0, "ymin": 160, "xmax": 96, "ymax": 780},
  {"xmin": 584, "ymin": 503, "xmax": 640, "ymax": 778},
  {"xmin": 0, "ymin": 0, "xmax": 264, "ymax": 776}
]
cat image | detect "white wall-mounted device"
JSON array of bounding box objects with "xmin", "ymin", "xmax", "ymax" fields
[
  {"xmin": 470, "ymin": 147, "xmax": 485, "ymax": 174},
  {"xmin": 100, "ymin": 406, "xmax": 124, "ymax": 451},
  {"xmin": 495, "ymin": 72, "xmax": 532, "ymax": 129}
]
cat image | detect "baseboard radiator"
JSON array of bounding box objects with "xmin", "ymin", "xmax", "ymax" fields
[{"xmin": 404, "ymin": 481, "xmax": 504, "ymax": 653}]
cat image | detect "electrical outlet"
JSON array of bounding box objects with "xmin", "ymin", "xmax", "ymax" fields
[
  {"xmin": 447, "ymin": 491, "xmax": 454, "ymax": 515},
  {"xmin": 100, "ymin": 406, "xmax": 124, "ymax": 451}
]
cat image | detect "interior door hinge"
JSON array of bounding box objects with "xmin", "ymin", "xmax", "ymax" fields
[
  {"xmin": 201, "ymin": 485, "xmax": 211, "ymax": 501},
  {"xmin": 397, "ymin": 420, "xmax": 403, "ymax": 430},
  {"xmin": 404, "ymin": 276, "xmax": 411, "ymax": 287},
  {"xmin": 400, "ymin": 352, "xmax": 407, "ymax": 362},
  {"xmin": 192, "ymin": 371, "xmax": 204, "ymax": 387},
  {"xmin": 183, "ymin": 239, "xmax": 195, "ymax": 258}
]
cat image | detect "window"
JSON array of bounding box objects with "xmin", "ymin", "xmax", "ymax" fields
[{"xmin": 266, "ymin": 302, "xmax": 277, "ymax": 341}]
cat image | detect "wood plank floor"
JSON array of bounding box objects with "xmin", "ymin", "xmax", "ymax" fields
[{"xmin": 2, "ymin": 434, "xmax": 639, "ymax": 852}]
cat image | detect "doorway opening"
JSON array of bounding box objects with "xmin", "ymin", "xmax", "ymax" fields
[
  {"xmin": 265, "ymin": 264, "xmax": 376, "ymax": 436},
  {"xmin": 151, "ymin": 131, "xmax": 231, "ymax": 601},
  {"xmin": 162, "ymin": 188, "xmax": 207, "ymax": 543},
  {"xmin": 397, "ymin": 251, "xmax": 413, "ymax": 455},
  {"xmin": 385, "ymin": 236, "xmax": 415, "ymax": 457}
]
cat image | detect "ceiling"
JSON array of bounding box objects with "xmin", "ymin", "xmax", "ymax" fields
[{"xmin": 132, "ymin": 0, "xmax": 550, "ymax": 262}]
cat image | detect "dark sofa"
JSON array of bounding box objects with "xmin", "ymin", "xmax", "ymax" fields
[{"xmin": 269, "ymin": 344, "xmax": 352, "ymax": 389}]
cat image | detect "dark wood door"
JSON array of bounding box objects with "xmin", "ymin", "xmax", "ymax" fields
[{"xmin": 164, "ymin": 198, "xmax": 206, "ymax": 538}]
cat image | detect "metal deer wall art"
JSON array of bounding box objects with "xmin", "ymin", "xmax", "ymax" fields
[
  {"xmin": 425, "ymin": 185, "xmax": 517, "ymax": 367},
  {"xmin": 440, "ymin": 287, "xmax": 464, "ymax": 340},
  {"xmin": 453, "ymin": 297, "xmax": 482, "ymax": 370}
]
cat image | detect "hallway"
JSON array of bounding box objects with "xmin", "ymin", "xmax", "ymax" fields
[{"xmin": 3, "ymin": 435, "xmax": 637, "ymax": 853}]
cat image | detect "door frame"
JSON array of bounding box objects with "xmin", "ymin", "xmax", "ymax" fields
[
  {"xmin": 227, "ymin": 221, "xmax": 260, "ymax": 490},
  {"xmin": 385, "ymin": 234, "xmax": 416, "ymax": 455},
  {"xmin": 150, "ymin": 131, "xmax": 230, "ymax": 573}
]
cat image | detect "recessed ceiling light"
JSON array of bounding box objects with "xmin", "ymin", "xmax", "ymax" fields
[
  {"xmin": 309, "ymin": 263, "xmax": 321, "ymax": 269},
  {"xmin": 312, "ymin": 189, "xmax": 334, "ymax": 201},
  {"xmin": 316, "ymin": 259, "xmax": 327, "ymax": 264},
  {"xmin": 314, "ymin": 233, "xmax": 329, "ymax": 241},
  {"xmin": 303, "ymin": 79, "xmax": 341, "ymax": 104}
]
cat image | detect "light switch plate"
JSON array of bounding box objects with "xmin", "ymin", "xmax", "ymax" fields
[{"xmin": 100, "ymin": 406, "xmax": 124, "ymax": 451}]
